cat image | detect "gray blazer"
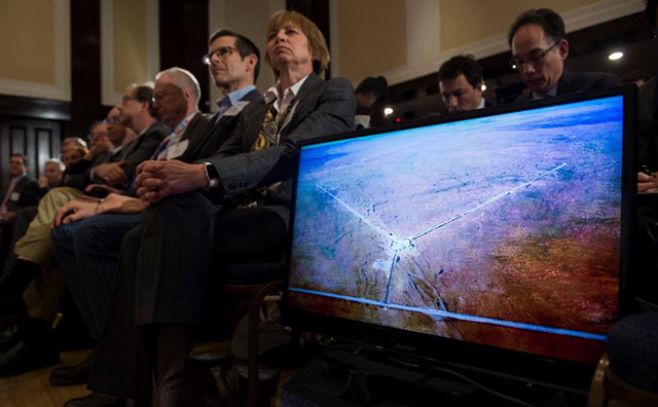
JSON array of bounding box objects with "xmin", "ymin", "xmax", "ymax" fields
[{"xmin": 207, "ymin": 73, "xmax": 355, "ymax": 205}]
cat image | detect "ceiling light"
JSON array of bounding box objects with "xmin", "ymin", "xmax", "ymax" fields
[
  {"xmin": 384, "ymin": 107, "xmax": 394, "ymax": 116},
  {"xmin": 608, "ymin": 51, "xmax": 623, "ymax": 61}
]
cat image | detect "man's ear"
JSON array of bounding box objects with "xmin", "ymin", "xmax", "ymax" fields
[
  {"xmin": 558, "ymin": 38, "xmax": 569, "ymax": 61},
  {"xmin": 246, "ymin": 54, "xmax": 257, "ymax": 71}
]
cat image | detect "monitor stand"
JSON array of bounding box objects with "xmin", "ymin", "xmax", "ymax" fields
[{"xmin": 282, "ymin": 341, "xmax": 588, "ymax": 406}]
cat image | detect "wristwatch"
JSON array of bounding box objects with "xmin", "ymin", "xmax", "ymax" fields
[{"xmin": 203, "ymin": 162, "xmax": 220, "ymax": 188}]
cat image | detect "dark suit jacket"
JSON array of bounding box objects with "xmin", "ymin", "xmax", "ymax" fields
[
  {"xmin": 207, "ymin": 74, "xmax": 355, "ymax": 206},
  {"xmin": 519, "ymin": 69, "xmax": 621, "ymax": 100},
  {"xmin": 170, "ymin": 111, "xmax": 211, "ymax": 159},
  {"xmin": 180, "ymin": 88, "xmax": 263, "ymax": 163},
  {"xmin": 1, "ymin": 175, "xmax": 40, "ymax": 213},
  {"xmin": 84, "ymin": 121, "xmax": 168, "ymax": 189},
  {"xmin": 113, "ymin": 121, "xmax": 169, "ymax": 180},
  {"xmin": 555, "ymin": 69, "xmax": 621, "ymax": 96}
]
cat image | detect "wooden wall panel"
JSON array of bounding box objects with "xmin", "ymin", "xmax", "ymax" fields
[{"xmin": 0, "ymin": 118, "xmax": 61, "ymax": 193}]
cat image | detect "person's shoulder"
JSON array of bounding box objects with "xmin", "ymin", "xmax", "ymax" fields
[
  {"xmin": 243, "ymin": 88, "xmax": 264, "ymax": 103},
  {"xmin": 18, "ymin": 175, "xmax": 39, "ymax": 191},
  {"xmin": 561, "ymin": 70, "xmax": 621, "ymax": 92},
  {"xmin": 325, "ymin": 76, "xmax": 355, "ymax": 92},
  {"xmin": 145, "ymin": 120, "xmax": 170, "ymax": 137}
]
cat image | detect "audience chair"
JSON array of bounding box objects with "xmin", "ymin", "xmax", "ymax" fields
[
  {"xmin": 588, "ymin": 312, "xmax": 658, "ymax": 406},
  {"xmin": 222, "ymin": 262, "xmax": 285, "ymax": 407}
]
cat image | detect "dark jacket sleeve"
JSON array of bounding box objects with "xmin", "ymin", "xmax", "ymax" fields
[
  {"xmin": 17, "ymin": 178, "xmax": 40, "ymax": 208},
  {"xmin": 121, "ymin": 122, "xmax": 169, "ymax": 180}
]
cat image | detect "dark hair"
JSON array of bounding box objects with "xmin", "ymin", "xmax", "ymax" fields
[
  {"xmin": 209, "ymin": 28, "xmax": 261, "ymax": 82},
  {"xmin": 437, "ymin": 55, "xmax": 483, "ymax": 89},
  {"xmin": 133, "ymin": 84, "xmax": 157, "ymax": 118},
  {"xmin": 507, "ymin": 8, "xmax": 565, "ymax": 46},
  {"xmin": 355, "ymin": 76, "xmax": 388, "ymax": 105},
  {"xmin": 10, "ymin": 153, "xmax": 27, "ymax": 167}
]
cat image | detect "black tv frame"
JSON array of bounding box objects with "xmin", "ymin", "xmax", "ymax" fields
[{"xmin": 282, "ymin": 85, "xmax": 638, "ymax": 392}]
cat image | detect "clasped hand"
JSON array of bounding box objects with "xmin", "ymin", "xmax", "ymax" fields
[{"xmin": 135, "ymin": 159, "xmax": 208, "ymax": 206}]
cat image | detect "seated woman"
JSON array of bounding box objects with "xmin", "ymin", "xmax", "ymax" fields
[{"xmin": 63, "ymin": 10, "xmax": 355, "ymax": 407}]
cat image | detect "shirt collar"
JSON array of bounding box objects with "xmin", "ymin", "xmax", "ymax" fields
[
  {"xmin": 263, "ymin": 74, "xmax": 310, "ymax": 109},
  {"xmin": 476, "ymin": 98, "xmax": 486, "ymax": 109},
  {"xmin": 172, "ymin": 111, "xmax": 197, "ymax": 135},
  {"xmin": 216, "ymin": 85, "xmax": 257, "ymax": 110}
]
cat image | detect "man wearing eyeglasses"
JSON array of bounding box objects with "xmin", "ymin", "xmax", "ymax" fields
[{"xmin": 508, "ymin": 8, "xmax": 620, "ymax": 100}]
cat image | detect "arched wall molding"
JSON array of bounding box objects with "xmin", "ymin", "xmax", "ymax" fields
[
  {"xmin": 0, "ymin": 0, "xmax": 71, "ymax": 101},
  {"xmin": 331, "ymin": 0, "xmax": 645, "ymax": 86},
  {"xmin": 101, "ymin": 0, "xmax": 160, "ymax": 106}
]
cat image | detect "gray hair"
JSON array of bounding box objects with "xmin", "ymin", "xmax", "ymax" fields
[
  {"xmin": 45, "ymin": 158, "xmax": 66, "ymax": 172},
  {"xmin": 155, "ymin": 67, "xmax": 201, "ymax": 106}
]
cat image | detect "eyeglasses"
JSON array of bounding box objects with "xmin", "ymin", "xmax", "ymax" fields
[
  {"xmin": 509, "ymin": 42, "xmax": 559, "ymax": 70},
  {"xmin": 103, "ymin": 117, "xmax": 120, "ymax": 125},
  {"xmin": 202, "ymin": 46, "xmax": 237, "ymax": 65}
]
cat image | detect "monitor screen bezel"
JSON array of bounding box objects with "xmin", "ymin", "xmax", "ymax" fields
[{"xmin": 282, "ymin": 85, "xmax": 638, "ymax": 391}]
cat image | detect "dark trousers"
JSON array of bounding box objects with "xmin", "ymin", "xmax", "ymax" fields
[
  {"xmin": 51, "ymin": 213, "xmax": 144, "ymax": 338},
  {"xmin": 0, "ymin": 206, "xmax": 37, "ymax": 276},
  {"xmin": 88, "ymin": 191, "xmax": 288, "ymax": 398}
]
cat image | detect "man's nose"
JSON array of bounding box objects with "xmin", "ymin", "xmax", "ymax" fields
[{"xmin": 520, "ymin": 62, "xmax": 536, "ymax": 74}]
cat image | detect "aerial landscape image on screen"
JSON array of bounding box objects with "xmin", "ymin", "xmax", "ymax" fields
[{"xmin": 288, "ymin": 96, "xmax": 623, "ymax": 363}]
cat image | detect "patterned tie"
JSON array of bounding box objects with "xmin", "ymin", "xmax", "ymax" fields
[{"xmin": 251, "ymin": 99, "xmax": 296, "ymax": 152}]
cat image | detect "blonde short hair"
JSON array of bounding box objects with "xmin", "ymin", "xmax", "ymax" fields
[{"xmin": 266, "ymin": 10, "xmax": 330, "ymax": 79}]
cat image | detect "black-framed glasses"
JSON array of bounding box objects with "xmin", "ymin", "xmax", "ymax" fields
[
  {"xmin": 509, "ymin": 42, "xmax": 559, "ymax": 70},
  {"xmin": 202, "ymin": 46, "xmax": 237, "ymax": 65}
]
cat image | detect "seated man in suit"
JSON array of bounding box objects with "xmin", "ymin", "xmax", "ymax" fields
[
  {"xmin": 0, "ymin": 86, "xmax": 168, "ymax": 377},
  {"xmin": 437, "ymin": 55, "xmax": 491, "ymax": 113},
  {"xmin": 0, "ymin": 154, "xmax": 40, "ymax": 274},
  {"xmin": 63, "ymin": 11, "xmax": 354, "ymax": 406},
  {"xmin": 51, "ymin": 29, "xmax": 262, "ymax": 401},
  {"xmin": 507, "ymin": 8, "xmax": 620, "ymax": 100}
]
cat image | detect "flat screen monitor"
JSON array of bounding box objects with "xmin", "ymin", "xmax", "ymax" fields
[{"xmin": 283, "ymin": 87, "xmax": 636, "ymax": 390}]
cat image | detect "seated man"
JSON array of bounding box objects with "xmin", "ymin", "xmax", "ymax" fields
[
  {"xmin": 507, "ymin": 8, "xmax": 620, "ymax": 99},
  {"xmin": 0, "ymin": 154, "xmax": 39, "ymax": 276},
  {"xmin": 48, "ymin": 48, "xmax": 262, "ymax": 387},
  {"xmin": 65, "ymin": 11, "xmax": 354, "ymax": 406},
  {"xmin": 0, "ymin": 85, "xmax": 168, "ymax": 377},
  {"xmin": 38, "ymin": 158, "xmax": 65, "ymax": 196},
  {"xmin": 437, "ymin": 55, "xmax": 491, "ymax": 113}
]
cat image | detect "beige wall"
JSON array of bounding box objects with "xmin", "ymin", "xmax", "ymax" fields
[
  {"xmin": 336, "ymin": 0, "xmax": 407, "ymax": 83},
  {"xmin": 333, "ymin": 0, "xmax": 641, "ymax": 85},
  {"xmin": 223, "ymin": 0, "xmax": 278, "ymax": 89},
  {"xmin": 208, "ymin": 0, "xmax": 285, "ymax": 109},
  {"xmin": 113, "ymin": 0, "xmax": 149, "ymax": 94},
  {"xmin": 0, "ymin": 0, "xmax": 55, "ymax": 84},
  {"xmin": 440, "ymin": 0, "xmax": 601, "ymax": 51}
]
